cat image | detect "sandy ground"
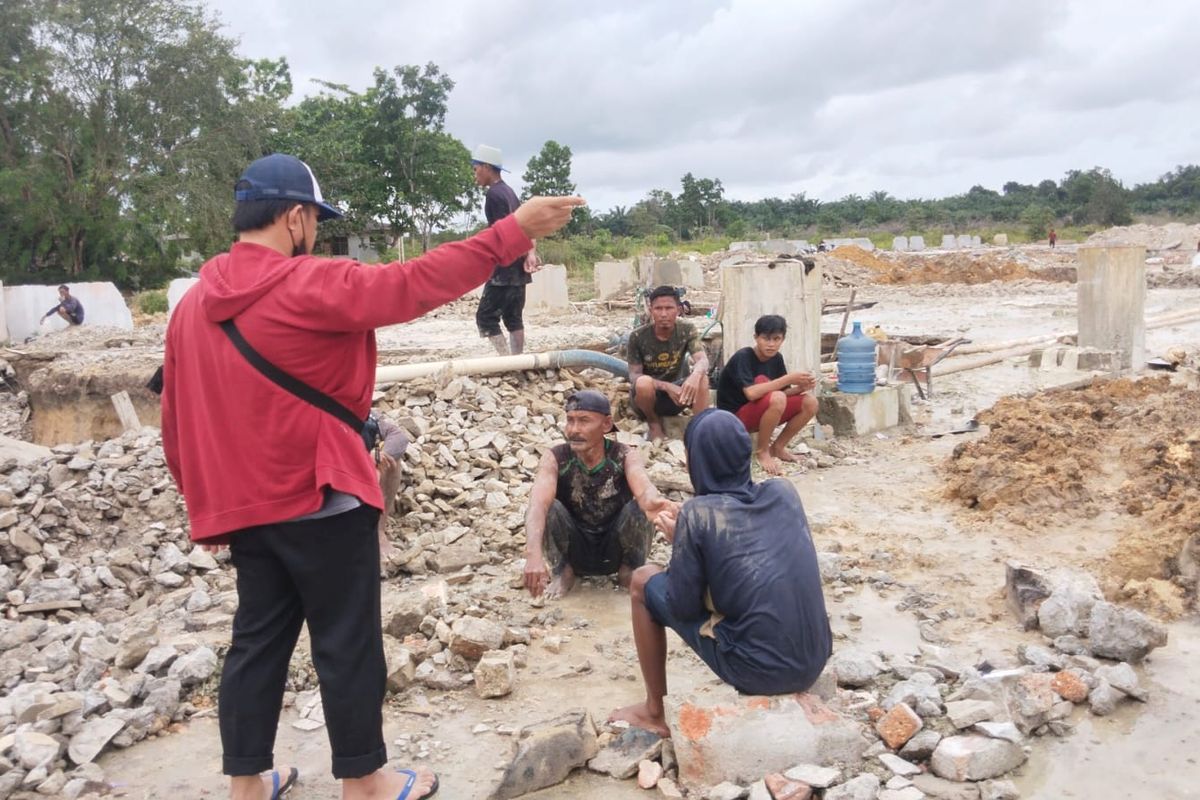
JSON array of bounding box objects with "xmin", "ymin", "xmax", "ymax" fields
[{"xmin": 78, "ymin": 255, "xmax": 1200, "ymax": 799}]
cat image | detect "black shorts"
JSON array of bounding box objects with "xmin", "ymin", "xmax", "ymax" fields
[
  {"xmin": 543, "ymin": 499, "xmax": 653, "ymax": 577},
  {"xmin": 476, "ymin": 283, "xmax": 526, "ymax": 337},
  {"xmin": 630, "ymin": 378, "xmax": 687, "ymax": 419}
]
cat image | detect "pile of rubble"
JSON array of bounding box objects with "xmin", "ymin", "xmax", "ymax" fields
[{"xmin": 1086, "ymin": 222, "xmax": 1200, "ymax": 252}]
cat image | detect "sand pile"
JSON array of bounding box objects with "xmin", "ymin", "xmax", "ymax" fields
[{"xmin": 941, "ymin": 376, "xmax": 1199, "ymax": 618}]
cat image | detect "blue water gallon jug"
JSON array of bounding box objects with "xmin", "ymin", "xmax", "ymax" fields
[{"xmin": 837, "ymin": 321, "xmax": 877, "ymax": 394}]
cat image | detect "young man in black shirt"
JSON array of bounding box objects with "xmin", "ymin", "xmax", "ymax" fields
[
  {"xmin": 716, "ymin": 314, "xmax": 817, "ymax": 474},
  {"xmin": 522, "ymin": 391, "xmax": 671, "ymax": 599},
  {"xmin": 472, "ymin": 145, "xmax": 540, "ymax": 355},
  {"xmin": 627, "ymin": 285, "xmax": 710, "ymax": 441}
]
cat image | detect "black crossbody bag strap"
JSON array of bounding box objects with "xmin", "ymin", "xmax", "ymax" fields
[{"xmin": 219, "ymin": 319, "xmax": 365, "ymax": 434}]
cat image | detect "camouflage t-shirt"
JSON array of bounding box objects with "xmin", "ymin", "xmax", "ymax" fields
[
  {"xmin": 552, "ymin": 440, "xmax": 632, "ymax": 536},
  {"xmin": 627, "ymin": 321, "xmax": 703, "ymax": 382}
]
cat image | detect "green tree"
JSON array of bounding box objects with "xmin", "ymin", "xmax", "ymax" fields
[
  {"xmin": 521, "ymin": 140, "xmax": 576, "ymax": 198},
  {"xmin": 0, "ymin": 0, "xmax": 290, "ymax": 286}
]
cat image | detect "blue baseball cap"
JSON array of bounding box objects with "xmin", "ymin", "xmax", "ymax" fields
[{"xmin": 234, "ymin": 154, "xmax": 343, "ymax": 221}]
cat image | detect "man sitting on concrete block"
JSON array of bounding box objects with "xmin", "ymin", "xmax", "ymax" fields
[
  {"xmin": 609, "ymin": 408, "xmax": 832, "ymax": 737},
  {"xmin": 627, "ymin": 285, "xmax": 710, "ymax": 441},
  {"xmin": 716, "ymin": 314, "xmax": 817, "ymax": 474},
  {"xmin": 522, "ymin": 390, "xmax": 671, "ymax": 599}
]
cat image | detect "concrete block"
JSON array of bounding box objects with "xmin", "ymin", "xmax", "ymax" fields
[
  {"xmin": 722, "ymin": 259, "xmax": 821, "ymax": 374},
  {"xmin": 957, "ymin": 235, "xmax": 973, "ymax": 249},
  {"xmin": 1078, "ymin": 246, "xmax": 1146, "ymax": 370},
  {"xmin": 930, "ymin": 735, "xmax": 1026, "ymax": 781},
  {"xmin": 852, "ymin": 238, "xmax": 876, "ymax": 252},
  {"xmin": 526, "ymin": 264, "xmax": 569, "ymax": 313},
  {"xmin": 760, "ymin": 240, "xmax": 800, "ymax": 255},
  {"xmin": 892, "ymin": 237, "xmax": 909, "ymax": 252},
  {"xmin": 650, "ymin": 259, "xmax": 684, "ymax": 287},
  {"xmin": 679, "ymin": 260, "xmax": 705, "ymax": 289},
  {"xmin": 972, "ymin": 236, "xmax": 982, "ymax": 247},
  {"xmin": 729, "ymin": 242, "xmax": 754, "ymax": 252},
  {"xmin": 491, "ymin": 710, "xmax": 599, "ymax": 799},
  {"xmin": 1030, "ymin": 346, "xmax": 1120, "ymax": 372},
  {"xmin": 664, "ymin": 683, "xmax": 868, "ymax": 790},
  {"xmin": 993, "ymin": 234, "xmax": 1009, "ymax": 246},
  {"xmin": 166, "ymin": 278, "xmax": 199, "ymax": 316},
  {"xmin": 909, "ymin": 236, "xmax": 925, "ymax": 251},
  {"xmin": 816, "ymin": 385, "xmax": 902, "ymax": 437},
  {"xmin": 941, "ymin": 235, "xmax": 957, "ymax": 250},
  {"xmin": 474, "ymin": 649, "xmax": 516, "ymax": 698},
  {"xmin": 0, "ymin": 281, "xmax": 7, "ymax": 342},
  {"xmin": 5, "ymin": 282, "xmax": 132, "ymax": 342},
  {"xmin": 595, "ymin": 261, "xmax": 638, "ymax": 300},
  {"xmin": 793, "ymin": 240, "xmax": 811, "ymax": 251}
]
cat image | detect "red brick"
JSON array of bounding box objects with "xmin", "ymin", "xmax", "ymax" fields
[
  {"xmin": 1051, "ymin": 671, "xmax": 1088, "ymax": 703},
  {"xmin": 875, "ymin": 702, "xmax": 924, "ymax": 750}
]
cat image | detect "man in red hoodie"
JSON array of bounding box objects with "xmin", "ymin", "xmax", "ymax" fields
[{"xmin": 162, "ymin": 153, "xmax": 582, "ymax": 800}]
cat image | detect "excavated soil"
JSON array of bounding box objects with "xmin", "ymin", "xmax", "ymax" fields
[{"xmin": 941, "ymin": 376, "xmax": 1200, "ymax": 617}]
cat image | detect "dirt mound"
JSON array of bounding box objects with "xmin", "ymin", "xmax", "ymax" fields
[
  {"xmin": 1087, "ymin": 222, "xmax": 1200, "ymax": 251},
  {"xmin": 829, "ymin": 245, "xmax": 891, "ymax": 270},
  {"xmin": 873, "ymin": 252, "xmax": 1052, "ymax": 285},
  {"xmin": 942, "ymin": 376, "xmax": 1200, "ymax": 617}
]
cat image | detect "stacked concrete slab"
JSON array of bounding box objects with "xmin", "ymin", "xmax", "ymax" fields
[{"xmin": 4, "ymin": 282, "xmax": 132, "ymax": 343}]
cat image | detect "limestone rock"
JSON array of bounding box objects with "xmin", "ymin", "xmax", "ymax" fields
[
  {"xmin": 473, "ymin": 650, "xmax": 516, "ymax": 699},
  {"xmin": 1087, "ymin": 602, "xmax": 1168, "ymax": 663},
  {"xmin": 490, "ymin": 710, "xmax": 599, "ymax": 799},
  {"xmin": 825, "ymin": 774, "xmax": 881, "ymax": 800},
  {"xmin": 898, "ymin": 729, "xmax": 941, "ymax": 761},
  {"xmin": 449, "ymin": 617, "xmax": 505, "ymax": 662},
  {"xmin": 167, "ymin": 646, "xmax": 217, "ymax": 687},
  {"xmin": 13, "ymin": 731, "xmax": 61, "ymax": 770},
  {"xmin": 945, "ymin": 699, "xmax": 1003, "ymax": 729},
  {"xmin": 588, "ymin": 726, "xmax": 662, "ymax": 779},
  {"xmin": 783, "ymin": 764, "xmax": 841, "ymax": 788},
  {"xmin": 829, "ymin": 649, "xmax": 885, "ymax": 688},
  {"xmin": 930, "ymin": 735, "xmax": 1026, "ymax": 781},
  {"xmin": 638, "ymin": 759, "xmax": 664, "ymax": 789},
  {"xmin": 706, "ymin": 782, "xmax": 750, "ymax": 800},
  {"xmin": 1094, "ymin": 662, "xmax": 1146, "ymax": 701},
  {"xmin": 68, "ymin": 716, "xmax": 126, "ymax": 764}
]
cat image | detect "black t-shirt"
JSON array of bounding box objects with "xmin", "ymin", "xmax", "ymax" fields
[
  {"xmin": 717, "ymin": 346, "xmax": 786, "ymax": 413},
  {"xmin": 551, "ymin": 440, "xmax": 632, "ymax": 536},
  {"xmin": 484, "ymin": 180, "xmax": 529, "ymax": 286}
]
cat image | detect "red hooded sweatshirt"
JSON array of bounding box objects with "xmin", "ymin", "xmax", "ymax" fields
[{"xmin": 161, "ymin": 215, "xmax": 531, "ymax": 542}]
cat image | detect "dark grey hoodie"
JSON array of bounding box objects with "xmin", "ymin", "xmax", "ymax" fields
[{"xmin": 666, "ymin": 408, "xmax": 832, "ymax": 694}]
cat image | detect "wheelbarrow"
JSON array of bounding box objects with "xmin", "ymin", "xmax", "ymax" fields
[{"xmin": 876, "ymin": 337, "xmax": 969, "ymax": 399}]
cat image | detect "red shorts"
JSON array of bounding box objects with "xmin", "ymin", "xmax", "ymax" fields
[{"xmin": 735, "ymin": 375, "xmax": 808, "ymax": 432}]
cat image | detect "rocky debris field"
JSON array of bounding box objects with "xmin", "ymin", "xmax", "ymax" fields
[{"xmin": 941, "ymin": 376, "xmax": 1199, "ymax": 619}]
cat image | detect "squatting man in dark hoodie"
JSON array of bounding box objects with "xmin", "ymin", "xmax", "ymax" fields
[{"xmin": 161, "ymin": 153, "xmax": 583, "ymax": 800}]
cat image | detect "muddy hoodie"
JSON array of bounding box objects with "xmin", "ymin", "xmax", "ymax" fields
[
  {"xmin": 666, "ymin": 408, "xmax": 833, "ymax": 694},
  {"xmin": 162, "ymin": 215, "xmax": 531, "ymax": 541}
]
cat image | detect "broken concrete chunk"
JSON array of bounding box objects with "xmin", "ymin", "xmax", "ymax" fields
[
  {"xmin": 587, "ymin": 726, "xmax": 662, "ymax": 779},
  {"xmin": 1087, "ymin": 602, "xmax": 1168, "ymax": 663},
  {"xmin": 490, "ymin": 710, "xmax": 598, "ymax": 799},
  {"xmin": 473, "ymin": 649, "xmax": 516, "ymax": 699},
  {"xmin": 930, "ymin": 735, "xmax": 1026, "ymax": 781}
]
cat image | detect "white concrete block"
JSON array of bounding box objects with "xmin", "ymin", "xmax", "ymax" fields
[
  {"xmin": 909, "ymin": 236, "xmax": 925, "ymax": 251},
  {"xmin": 594, "ymin": 261, "xmax": 637, "ymax": 300},
  {"xmin": 852, "ymin": 238, "xmax": 876, "ymax": 251},
  {"xmin": 526, "ymin": 264, "xmax": 569, "ymax": 313},
  {"xmin": 817, "ymin": 385, "xmax": 903, "ymax": 437},
  {"xmin": 993, "ymin": 233, "xmax": 1009, "ymax": 246},
  {"xmin": 957, "ymin": 235, "xmax": 973, "ymax": 249},
  {"xmin": 679, "ymin": 261, "xmax": 705, "ymax": 289},
  {"xmin": 760, "ymin": 240, "xmax": 799, "ymax": 255},
  {"xmin": 5, "ymin": 282, "xmax": 132, "ymax": 342},
  {"xmin": 649, "ymin": 259, "xmax": 684, "ymax": 287},
  {"xmin": 729, "ymin": 242, "xmax": 753, "ymax": 252},
  {"xmin": 971, "ymin": 236, "xmax": 982, "ymax": 247},
  {"xmin": 0, "ymin": 281, "xmax": 7, "ymax": 343},
  {"xmin": 893, "ymin": 237, "xmax": 909, "ymax": 252},
  {"xmin": 1078, "ymin": 246, "xmax": 1146, "ymax": 370},
  {"xmin": 167, "ymin": 278, "xmax": 199, "ymax": 316},
  {"xmin": 722, "ymin": 260, "xmax": 821, "ymax": 374},
  {"xmin": 941, "ymin": 235, "xmax": 957, "ymax": 250}
]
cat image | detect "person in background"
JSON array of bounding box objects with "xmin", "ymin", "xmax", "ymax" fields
[
  {"xmin": 43, "ymin": 285, "xmax": 84, "ymax": 326},
  {"xmin": 472, "ymin": 144, "xmax": 540, "ymax": 356},
  {"xmin": 627, "ymin": 285, "xmax": 709, "ymax": 441}
]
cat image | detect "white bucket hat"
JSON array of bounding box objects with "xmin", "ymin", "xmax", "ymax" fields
[{"xmin": 470, "ymin": 144, "xmax": 506, "ymax": 171}]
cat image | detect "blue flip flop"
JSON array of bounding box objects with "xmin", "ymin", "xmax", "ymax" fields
[
  {"xmin": 268, "ymin": 767, "xmax": 299, "ymax": 799},
  {"xmin": 395, "ymin": 767, "xmax": 439, "ymax": 800}
]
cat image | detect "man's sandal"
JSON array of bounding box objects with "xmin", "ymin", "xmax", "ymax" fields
[
  {"xmin": 395, "ymin": 767, "xmax": 439, "ymax": 800},
  {"xmin": 267, "ymin": 767, "xmax": 298, "ymax": 799}
]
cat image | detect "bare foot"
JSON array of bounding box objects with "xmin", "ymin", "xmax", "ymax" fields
[
  {"xmin": 608, "ymin": 702, "xmax": 671, "ymax": 738},
  {"xmin": 544, "ymin": 567, "xmax": 576, "ymax": 599},
  {"xmin": 647, "ymin": 421, "xmax": 666, "ymax": 442},
  {"xmin": 756, "ymin": 450, "xmax": 782, "ymax": 475},
  {"xmin": 771, "ymin": 445, "xmax": 802, "ymax": 464},
  {"xmin": 378, "ymin": 529, "xmax": 396, "ymax": 560}
]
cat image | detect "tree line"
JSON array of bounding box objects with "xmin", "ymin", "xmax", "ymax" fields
[{"xmin": 2, "ymin": 0, "xmax": 1197, "ymax": 289}]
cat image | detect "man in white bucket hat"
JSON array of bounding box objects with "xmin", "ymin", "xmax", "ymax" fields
[{"xmin": 471, "ymin": 144, "xmax": 540, "ymax": 355}]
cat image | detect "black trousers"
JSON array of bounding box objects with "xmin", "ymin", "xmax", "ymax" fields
[
  {"xmin": 476, "ymin": 282, "xmax": 526, "ymax": 337},
  {"xmin": 219, "ymin": 505, "xmax": 387, "ymax": 779},
  {"xmin": 544, "ymin": 499, "xmax": 654, "ymax": 577}
]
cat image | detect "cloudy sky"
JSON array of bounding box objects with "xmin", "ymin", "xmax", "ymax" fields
[{"xmin": 205, "ymin": 0, "xmax": 1199, "ymax": 213}]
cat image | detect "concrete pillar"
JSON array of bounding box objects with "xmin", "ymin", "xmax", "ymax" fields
[
  {"xmin": 721, "ymin": 260, "xmax": 821, "ymax": 374},
  {"xmin": 526, "ymin": 264, "xmax": 569, "ymax": 312},
  {"xmin": 909, "ymin": 236, "xmax": 925, "ymax": 251},
  {"xmin": 957, "ymin": 234, "xmax": 972, "ymax": 249},
  {"xmin": 892, "ymin": 236, "xmax": 909, "ymax": 252},
  {"xmin": 941, "ymin": 235, "xmax": 957, "ymax": 249},
  {"xmin": 1077, "ymin": 246, "xmax": 1145, "ymax": 370},
  {"xmin": 594, "ymin": 261, "xmax": 637, "ymax": 300}
]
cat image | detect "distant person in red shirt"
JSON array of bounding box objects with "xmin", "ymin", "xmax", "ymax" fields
[{"xmin": 1049, "ymin": 228, "xmax": 1057, "ymax": 248}]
